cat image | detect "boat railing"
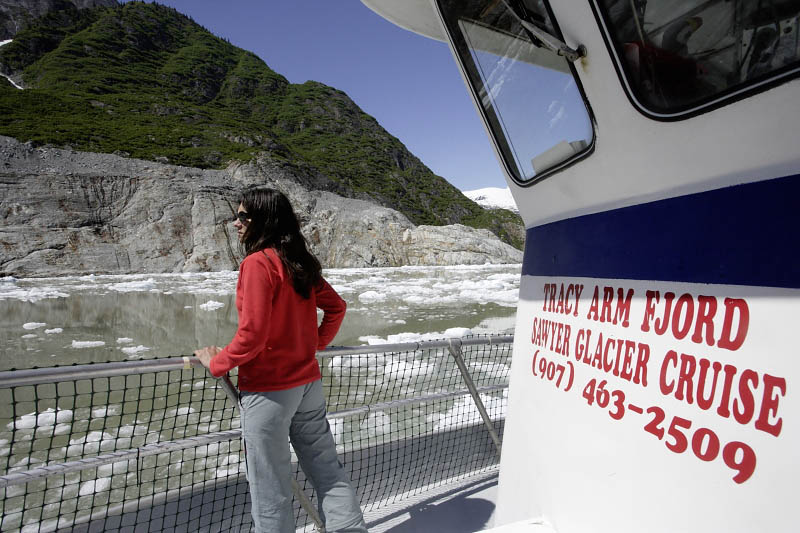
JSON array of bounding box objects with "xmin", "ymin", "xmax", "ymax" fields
[{"xmin": 0, "ymin": 334, "xmax": 513, "ymax": 532}]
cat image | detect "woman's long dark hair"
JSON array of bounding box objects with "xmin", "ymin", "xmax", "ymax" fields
[{"xmin": 238, "ymin": 187, "xmax": 321, "ymax": 298}]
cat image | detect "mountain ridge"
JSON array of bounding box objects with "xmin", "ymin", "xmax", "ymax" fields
[{"xmin": 0, "ymin": 1, "xmax": 524, "ymax": 248}]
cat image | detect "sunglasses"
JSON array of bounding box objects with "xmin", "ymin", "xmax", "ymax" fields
[{"xmin": 235, "ymin": 211, "xmax": 250, "ymax": 224}]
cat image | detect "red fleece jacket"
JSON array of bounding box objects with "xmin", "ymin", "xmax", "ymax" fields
[{"xmin": 209, "ymin": 249, "xmax": 346, "ymax": 391}]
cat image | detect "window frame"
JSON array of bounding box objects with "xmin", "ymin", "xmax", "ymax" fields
[
  {"xmin": 433, "ymin": 0, "xmax": 596, "ymax": 188},
  {"xmin": 590, "ymin": 0, "xmax": 800, "ymax": 121}
]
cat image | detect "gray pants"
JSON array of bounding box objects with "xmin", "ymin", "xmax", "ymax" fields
[{"xmin": 239, "ymin": 380, "xmax": 367, "ymax": 533}]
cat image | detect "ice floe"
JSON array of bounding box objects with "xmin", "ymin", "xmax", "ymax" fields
[
  {"xmin": 71, "ymin": 340, "xmax": 106, "ymax": 348},
  {"xmin": 0, "ymin": 286, "xmax": 70, "ymax": 302},
  {"xmin": 121, "ymin": 345, "xmax": 150, "ymax": 356},
  {"xmin": 199, "ymin": 300, "xmax": 225, "ymax": 311},
  {"xmin": 44, "ymin": 328, "xmax": 63, "ymax": 334},
  {"xmin": 7, "ymin": 407, "xmax": 74, "ymax": 429},
  {"xmin": 359, "ymin": 327, "xmax": 473, "ymax": 345},
  {"xmin": 357, "ymin": 290, "xmax": 386, "ymax": 303},
  {"xmin": 0, "ymin": 265, "xmax": 518, "ymax": 307},
  {"xmin": 109, "ymin": 278, "xmax": 157, "ymax": 292},
  {"xmin": 427, "ymin": 389, "xmax": 508, "ymax": 431},
  {"xmin": 22, "ymin": 322, "xmax": 46, "ymax": 330}
]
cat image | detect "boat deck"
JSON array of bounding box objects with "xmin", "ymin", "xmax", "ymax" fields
[{"xmin": 367, "ymin": 470, "xmax": 498, "ymax": 532}]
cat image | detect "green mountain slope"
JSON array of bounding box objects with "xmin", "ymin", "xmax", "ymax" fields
[{"xmin": 0, "ymin": 1, "xmax": 523, "ymax": 247}]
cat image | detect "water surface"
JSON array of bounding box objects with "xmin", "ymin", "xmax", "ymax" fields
[{"xmin": 0, "ymin": 264, "xmax": 520, "ymax": 371}]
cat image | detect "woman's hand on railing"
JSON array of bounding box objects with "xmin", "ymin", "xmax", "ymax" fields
[{"xmin": 193, "ymin": 346, "xmax": 222, "ymax": 369}]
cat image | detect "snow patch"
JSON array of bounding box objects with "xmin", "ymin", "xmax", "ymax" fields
[
  {"xmin": 0, "ymin": 42, "xmax": 23, "ymax": 90},
  {"xmin": 463, "ymin": 187, "xmax": 518, "ymax": 212}
]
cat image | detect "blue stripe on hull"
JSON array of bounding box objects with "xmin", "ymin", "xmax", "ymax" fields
[{"xmin": 522, "ymin": 173, "xmax": 800, "ymax": 288}]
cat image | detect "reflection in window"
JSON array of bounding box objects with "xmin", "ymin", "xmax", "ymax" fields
[
  {"xmin": 438, "ymin": 0, "xmax": 593, "ymax": 183},
  {"xmin": 597, "ymin": 0, "xmax": 800, "ymax": 115}
]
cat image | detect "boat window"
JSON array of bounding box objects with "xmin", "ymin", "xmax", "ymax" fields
[
  {"xmin": 437, "ymin": 0, "xmax": 594, "ymax": 184},
  {"xmin": 595, "ymin": 0, "xmax": 800, "ymax": 118}
]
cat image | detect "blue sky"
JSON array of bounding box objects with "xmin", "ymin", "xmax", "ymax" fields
[{"xmin": 130, "ymin": 0, "xmax": 508, "ymax": 191}]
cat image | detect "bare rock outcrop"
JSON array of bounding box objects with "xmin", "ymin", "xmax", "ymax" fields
[
  {"xmin": 0, "ymin": 0, "xmax": 118, "ymax": 40},
  {"xmin": 0, "ymin": 136, "xmax": 522, "ymax": 275}
]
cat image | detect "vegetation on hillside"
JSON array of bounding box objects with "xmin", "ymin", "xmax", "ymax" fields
[{"xmin": 0, "ymin": 1, "xmax": 523, "ymax": 248}]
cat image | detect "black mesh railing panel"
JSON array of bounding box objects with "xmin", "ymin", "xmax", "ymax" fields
[
  {"xmin": 321, "ymin": 337, "xmax": 512, "ymax": 413},
  {"xmin": 0, "ymin": 336, "xmax": 512, "ymax": 532}
]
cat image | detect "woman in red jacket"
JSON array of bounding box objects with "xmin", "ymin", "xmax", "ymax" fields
[{"xmin": 194, "ymin": 187, "xmax": 367, "ymax": 533}]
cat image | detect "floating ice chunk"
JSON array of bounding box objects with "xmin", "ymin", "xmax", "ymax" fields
[
  {"xmin": 45, "ymin": 328, "xmax": 63, "ymax": 334},
  {"xmin": 469, "ymin": 361, "xmax": 511, "ymax": 376},
  {"xmin": 8, "ymin": 408, "xmax": 74, "ymax": 430},
  {"xmin": 0, "ymin": 287, "xmax": 70, "ymax": 302},
  {"xmin": 79, "ymin": 478, "xmax": 111, "ymax": 496},
  {"xmin": 331, "ymin": 284, "xmax": 355, "ymax": 294},
  {"xmin": 23, "ymin": 322, "xmax": 46, "ymax": 330},
  {"xmin": 214, "ymin": 453, "xmax": 244, "ymax": 477},
  {"xmin": 121, "ymin": 345, "xmax": 150, "ymax": 357},
  {"xmin": 116, "ymin": 337, "xmax": 133, "ymax": 344},
  {"xmin": 362, "ymin": 411, "xmax": 391, "ymax": 438},
  {"xmin": 92, "ymin": 405, "xmax": 121, "ymax": 418},
  {"xmin": 328, "ymin": 352, "xmax": 379, "ymax": 378},
  {"xmin": 385, "ymin": 332, "xmax": 434, "ymax": 344},
  {"xmin": 428, "ymin": 390, "xmax": 508, "ymax": 431},
  {"xmin": 109, "ymin": 278, "xmax": 157, "ymax": 292},
  {"xmin": 384, "ymin": 356, "xmax": 435, "ymax": 381},
  {"xmin": 70, "ymin": 431, "xmax": 113, "ymax": 445},
  {"xmin": 199, "ymin": 300, "xmax": 224, "ymax": 311},
  {"xmin": 360, "ymin": 328, "xmax": 474, "ymax": 347},
  {"xmin": 357, "ymin": 291, "xmax": 386, "ymax": 303},
  {"xmin": 394, "ymin": 319, "xmax": 407, "ymax": 324},
  {"xmin": 444, "ymin": 327, "xmax": 472, "ymax": 338},
  {"xmin": 21, "ymin": 334, "xmax": 38, "ymax": 339},
  {"xmin": 71, "ymin": 340, "xmax": 106, "ymax": 348}
]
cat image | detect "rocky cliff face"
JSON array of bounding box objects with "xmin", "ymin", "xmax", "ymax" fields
[
  {"xmin": 0, "ymin": 136, "xmax": 522, "ymax": 276},
  {"xmin": 0, "ymin": 0, "xmax": 117, "ymax": 40}
]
